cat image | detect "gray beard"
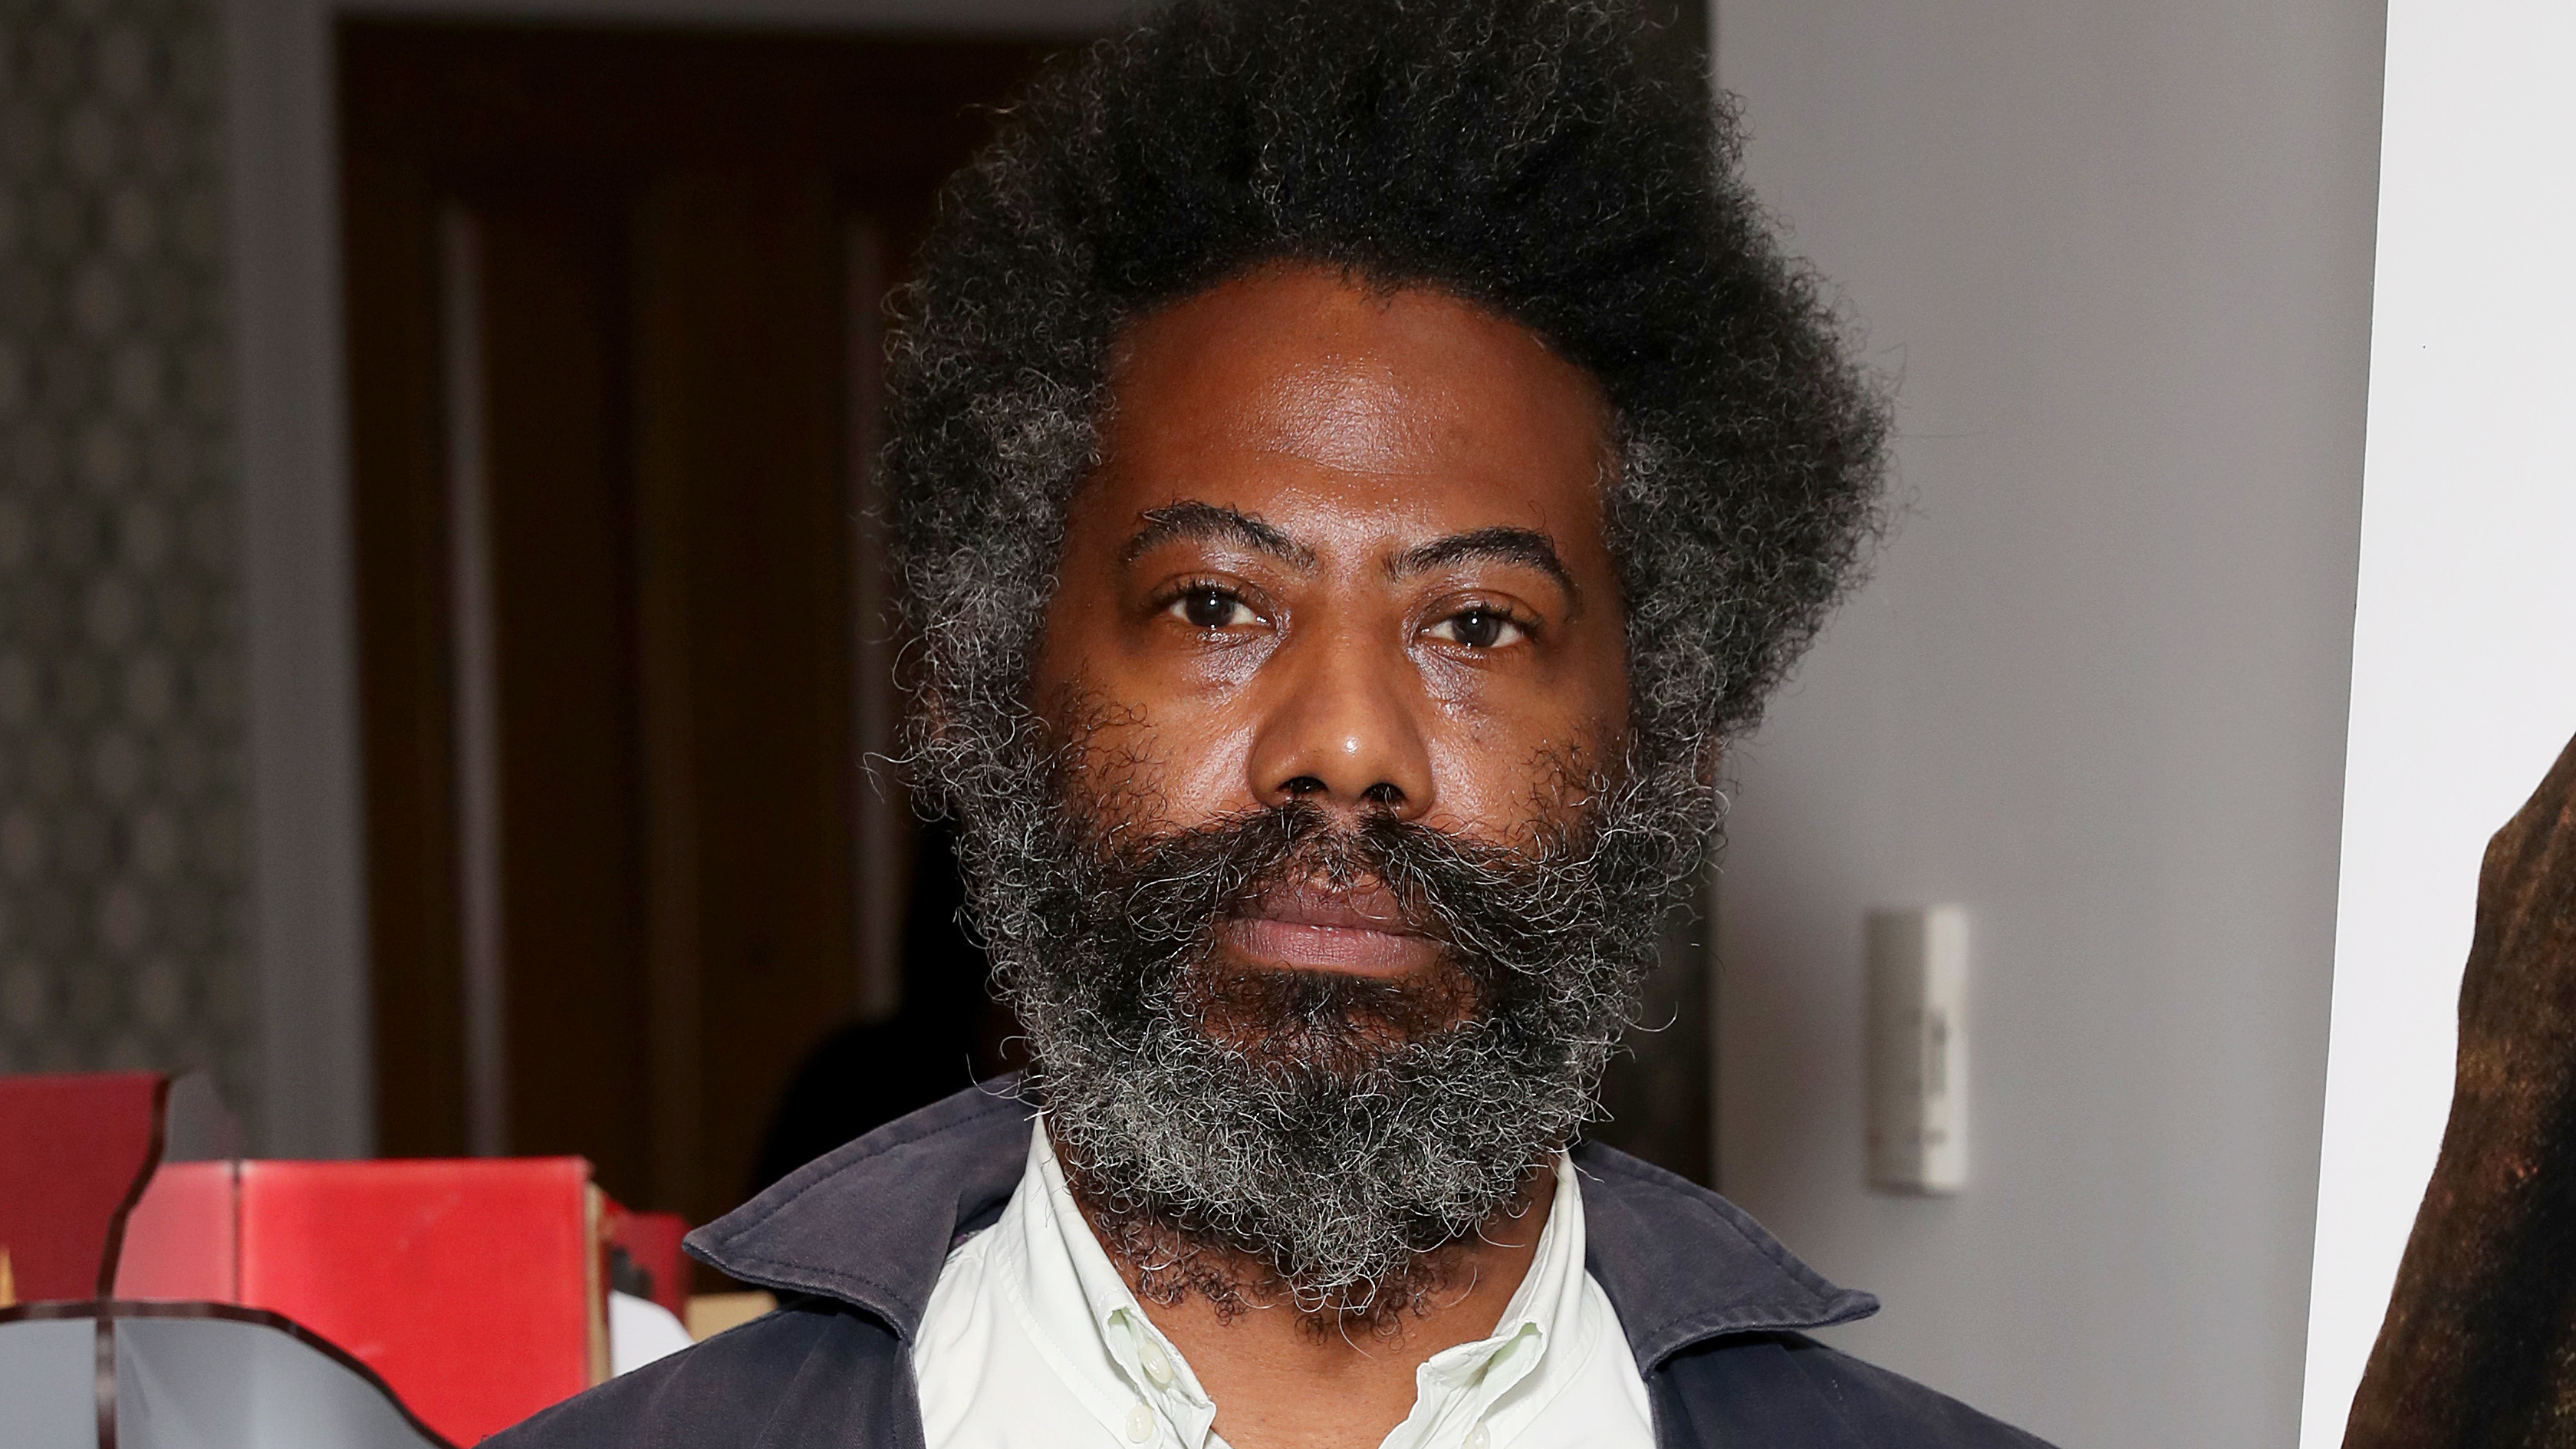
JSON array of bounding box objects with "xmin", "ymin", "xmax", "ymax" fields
[{"xmin": 955, "ymin": 756, "xmax": 1700, "ymax": 1322}]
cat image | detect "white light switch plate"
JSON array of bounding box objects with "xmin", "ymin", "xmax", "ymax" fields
[{"xmin": 1867, "ymin": 905, "xmax": 1969, "ymax": 1194}]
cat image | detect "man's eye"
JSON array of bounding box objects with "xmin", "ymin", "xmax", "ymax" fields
[
  {"xmin": 1429, "ymin": 608, "xmax": 1525, "ymax": 650},
  {"xmin": 1172, "ymin": 587, "xmax": 1252, "ymax": 629}
]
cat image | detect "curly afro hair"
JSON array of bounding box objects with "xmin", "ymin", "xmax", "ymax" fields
[{"xmin": 887, "ymin": 0, "xmax": 1888, "ymax": 828}]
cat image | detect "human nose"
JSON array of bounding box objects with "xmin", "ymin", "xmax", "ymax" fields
[{"xmin": 1244, "ymin": 621, "xmax": 1434, "ymax": 819}]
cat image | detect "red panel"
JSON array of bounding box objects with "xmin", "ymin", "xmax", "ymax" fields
[
  {"xmin": 115, "ymin": 1160, "xmax": 240, "ymax": 1301},
  {"xmin": 604, "ymin": 1204, "xmax": 689, "ymax": 1318},
  {"xmin": 0, "ymin": 1071, "xmax": 166, "ymax": 1302},
  {"xmin": 237, "ymin": 1158, "xmax": 594, "ymax": 1444}
]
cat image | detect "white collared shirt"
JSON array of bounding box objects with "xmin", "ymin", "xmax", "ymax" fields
[{"xmin": 911, "ymin": 1123, "xmax": 1655, "ymax": 1449}]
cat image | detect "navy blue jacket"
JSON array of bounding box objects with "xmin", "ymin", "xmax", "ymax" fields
[{"xmin": 495, "ymin": 1084, "xmax": 2050, "ymax": 1447}]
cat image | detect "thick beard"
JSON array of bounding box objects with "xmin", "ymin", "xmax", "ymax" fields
[{"xmin": 956, "ymin": 740, "xmax": 1699, "ymax": 1328}]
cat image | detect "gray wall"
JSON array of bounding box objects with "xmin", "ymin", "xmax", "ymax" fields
[
  {"xmin": 1710, "ymin": 0, "xmax": 2382, "ymax": 1443},
  {"xmin": 0, "ymin": 0, "xmax": 256, "ymax": 1127}
]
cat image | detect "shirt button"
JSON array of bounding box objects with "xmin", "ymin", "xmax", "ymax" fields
[
  {"xmin": 1126, "ymin": 1403, "xmax": 1156, "ymax": 1444},
  {"xmin": 1140, "ymin": 1344, "xmax": 1176, "ymax": 1388},
  {"xmin": 1466, "ymin": 1424, "xmax": 1491, "ymax": 1449}
]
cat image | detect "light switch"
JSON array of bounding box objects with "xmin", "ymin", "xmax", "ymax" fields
[{"xmin": 1867, "ymin": 905, "xmax": 1968, "ymax": 1194}]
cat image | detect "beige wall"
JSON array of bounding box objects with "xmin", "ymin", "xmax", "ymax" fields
[{"xmin": 1711, "ymin": 0, "xmax": 2383, "ymax": 1442}]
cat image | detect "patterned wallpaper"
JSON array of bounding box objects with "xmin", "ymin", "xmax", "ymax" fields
[{"xmin": 0, "ymin": 0, "xmax": 255, "ymax": 1129}]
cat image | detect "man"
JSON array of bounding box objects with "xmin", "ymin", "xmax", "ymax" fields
[{"xmin": 501, "ymin": 1, "xmax": 2049, "ymax": 1444}]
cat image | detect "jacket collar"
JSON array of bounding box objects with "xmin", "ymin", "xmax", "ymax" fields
[
  {"xmin": 686, "ymin": 1079, "xmax": 1876, "ymax": 1369},
  {"xmin": 1566, "ymin": 1140, "xmax": 1877, "ymax": 1365}
]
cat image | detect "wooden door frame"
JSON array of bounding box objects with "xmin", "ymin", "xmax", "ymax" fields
[{"xmin": 224, "ymin": 0, "xmax": 1128, "ymax": 1158}]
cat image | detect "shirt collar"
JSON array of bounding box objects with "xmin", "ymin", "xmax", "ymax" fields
[
  {"xmin": 1004, "ymin": 1123, "xmax": 1599, "ymax": 1449},
  {"xmin": 1013, "ymin": 1123, "xmax": 1222, "ymax": 1448},
  {"xmin": 685, "ymin": 1077, "xmax": 1876, "ymax": 1368},
  {"xmin": 1381, "ymin": 1148, "xmax": 1594, "ymax": 1449}
]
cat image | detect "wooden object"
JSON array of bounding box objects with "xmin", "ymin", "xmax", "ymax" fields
[
  {"xmin": 682, "ymin": 1290, "xmax": 777, "ymax": 1342},
  {"xmin": 2347, "ymin": 729, "xmax": 2576, "ymax": 1446}
]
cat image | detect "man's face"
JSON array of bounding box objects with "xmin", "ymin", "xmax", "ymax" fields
[
  {"xmin": 990, "ymin": 264, "xmax": 1666, "ymax": 1317},
  {"xmin": 1032, "ymin": 265, "xmax": 1632, "ymax": 973}
]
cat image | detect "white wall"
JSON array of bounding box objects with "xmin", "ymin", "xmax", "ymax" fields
[
  {"xmin": 2298, "ymin": 2, "xmax": 2576, "ymax": 1441},
  {"xmin": 1709, "ymin": 1, "xmax": 2383, "ymax": 1444}
]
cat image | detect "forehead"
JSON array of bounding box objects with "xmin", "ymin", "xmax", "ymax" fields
[{"xmin": 1088, "ymin": 265, "xmax": 1617, "ymax": 552}]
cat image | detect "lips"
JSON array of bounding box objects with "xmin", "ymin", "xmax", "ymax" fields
[{"xmin": 1219, "ymin": 879, "xmax": 1442, "ymax": 977}]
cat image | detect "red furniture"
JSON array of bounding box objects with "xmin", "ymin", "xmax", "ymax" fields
[
  {"xmin": 606, "ymin": 1202, "xmax": 691, "ymax": 1319},
  {"xmin": 0, "ymin": 1070, "xmax": 166, "ymax": 1302},
  {"xmin": 9, "ymin": 1072, "xmax": 693, "ymax": 1444},
  {"xmin": 118, "ymin": 1155, "xmax": 607, "ymax": 1445}
]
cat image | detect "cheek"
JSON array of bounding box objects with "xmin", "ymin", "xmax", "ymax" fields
[
  {"xmin": 1418, "ymin": 663, "xmax": 1627, "ymax": 832},
  {"xmin": 1416, "ymin": 725, "xmax": 1591, "ymax": 838},
  {"xmin": 1140, "ymin": 702, "xmax": 1262, "ymax": 816},
  {"xmin": 1060, "ymin": 681, "xmax": 1268, "ymax": 827}
]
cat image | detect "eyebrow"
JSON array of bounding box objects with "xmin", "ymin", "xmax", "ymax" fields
[
  {"xmin": 1390, "ymin": 526, "xmax": 1578, "ymax": 600},
  {"xmin": 1120, "ymin": 501, "xmax": 1318, "ymax": 570}
]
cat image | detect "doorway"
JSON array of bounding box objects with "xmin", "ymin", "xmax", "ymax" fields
[{"xmin": 340, "ymin": 20, "xmax": 1061, "ymax": 1231}]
